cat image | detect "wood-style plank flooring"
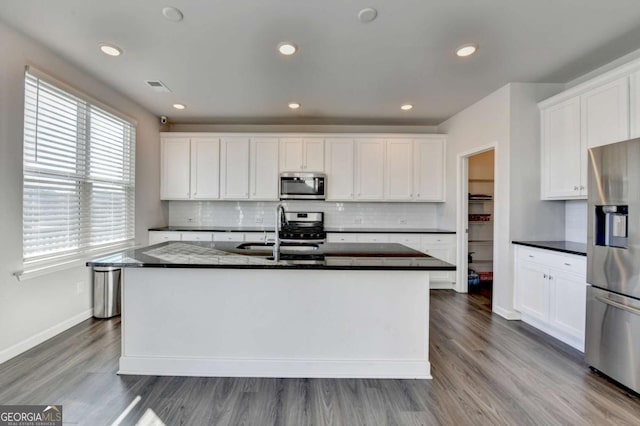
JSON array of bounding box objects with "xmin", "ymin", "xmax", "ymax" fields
[{"xmin": 1, "ymin": 291, "xmax": 639, "ymax": 425}]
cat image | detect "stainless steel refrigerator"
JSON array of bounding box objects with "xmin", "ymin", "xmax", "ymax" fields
[{"xmin": 586, "ymin": 138, "xmax": 640, "ymax": 393}]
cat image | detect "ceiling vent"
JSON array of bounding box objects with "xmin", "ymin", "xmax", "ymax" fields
[{"xmin": 145, "ymin": 80, "xmax": 172, "ymax": 93}]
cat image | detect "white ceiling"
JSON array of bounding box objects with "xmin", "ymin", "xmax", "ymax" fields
[{"xmin": 3, "ymin": 0, "xmax": 640, "ymax": 125}]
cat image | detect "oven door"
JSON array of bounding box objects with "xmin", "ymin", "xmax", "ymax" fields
[{"xmin": 280, "ymin": 174, "xmax": 325, "ymax": 200}]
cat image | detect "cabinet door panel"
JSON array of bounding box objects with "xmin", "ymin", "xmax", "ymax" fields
[
  {"xmin": 279, "ymin": 138, "xmax": 304, "ymax": 172},
  {"xmin": 421, "ymin": 245, "xmax": 453, "ymax": 282},
  {"xmin": 631, "ymin": 71, "xmax": 640, "ymax": 138},
  {"xmin": 549, "ymin": 270, "xmax": 586, "ymax": 343},
  {"xmin": 220, "ymin": 137, "xmax": 250, "ymax": 199},
  {"xmin": 250, "ymin": 138, "xmax": 279, "ymax": 200},
  {"xmin": 180, "ymin": 232, "xmax": 213, "ymax": 242},
  {"xmin": 516, "ymin": 261, "xmax": 549, "ymax": 322},
  {"xmin": 414, "ymin": 138, "xmax": 445, "ymax": 201},
  {"xmin": 541, "ymin": 98, "xmax": 583, "ymax": 199},
  {"xmin": 355, "ymin": 139, "xmax": 385, "ymax": 200},
  {"xmin": 161, "ymin": 138, "xmax": 191, "ymax": 200},
  {"xmin": 357, "ymin": 234, "xmax": 389, "ymax": 243},
  {"xmin": 325, "ymin": 139, "xmax": 355, "ymax": 200},
  {"xmin": 191, "ymin": 138, "xmax": 220, "ymax": 200},
  {"xmin": 581, "ymin": 77, "xmax": 629, "ymax": 149},
  {"xmin": 385, "ymin": 139, "xmax": 413, "ymax": 200},
  {"xmin": 304, "ymin": 139, "xmax": 325, "ymax": 172}
]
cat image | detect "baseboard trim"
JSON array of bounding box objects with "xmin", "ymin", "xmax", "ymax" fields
[
  {"xmin": 493, "ymin": 305, "xmax": 522, "ymax": 320},
  {"xmin": 119, "ymin": 356, "xmax": 432, "ymax": 379},
  {"xmin": 0, "ymin": 308, "xmax": 93, "ymax": 365},
  {"xmin": 430, "ymin": 281, "xmax": 454, "ymax": 290}
]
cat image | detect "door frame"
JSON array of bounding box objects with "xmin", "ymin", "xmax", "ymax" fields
[{"xmin": 455, "ymin": 143, "xmax": 497, "ymax": 293}]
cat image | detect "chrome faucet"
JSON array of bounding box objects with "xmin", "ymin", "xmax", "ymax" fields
[{"xmin": 273, "ymin": 203, "xmax": 286, "ymax": 261}]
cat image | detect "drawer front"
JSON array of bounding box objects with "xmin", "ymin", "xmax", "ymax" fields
[
  {"xmin": 388, "ymin": 234, "xmax": 422, "ymax": 251},
  {"xmin": 421, "ymin": 234, "xmax": 455, "ymax": 246},
  {"xmin": 148, "ymin": 231, "xmax": 181, "ymax": 244},
  {"xmin": 327, "ymin": 233, "xmax": 359, "ymax": 243},
  {"xmin": 357, "ymin": 234, "xmax": 389, "ymax": 243},
  {"xmin": 516, "ymin": 246, "xmax": 585, "ymax": 276},
  {"xmin": 245, "ymin": 232, "xmax": 275, "ymax": 243},
  {"xmin": 213, "ymin": 232, "xmax": 245, "ymax": 242},
  {"xmin": 180, "ymin": 232, "xmax": 213, "ymax": 242}
]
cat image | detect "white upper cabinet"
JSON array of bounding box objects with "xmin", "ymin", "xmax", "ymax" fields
[
  {"xmin": 279, "ymin": 138, "xmax": 324, "ymax": 172},
  {"xmin": 540, "ymin": 73, "xmax": 631, "ymax": 200},
  {"xmin": 385, "ymin": 139, "xmax": 413, "ymax": 200},
  {"xmin": 325, "ymin": 138, "xmax": 355, "ymax": 201},
  {"xmin": 161, "ymin": 137, "xmax": 191, "ymax": 200},
  {"xmin": 161, "ymin": 137, "xmax": 220, "ymax": 200},
  {"xmin": 541, "ymin": 97, "xmax": 584, "ymax": 200},
  {"xmin": 249, "ymin": 137, "xmax": 279, "ymax": 200},
  {"xmin": 581, "ymin": 77, "xmax": 629, "ymax": 149},
  {"xmin": 414, "ymin": 138, "xmax": 446, "ymax": 202},
  {"xmin": 355, "ymin": 139, "xmax": 385, "ymax": 200},
  {"xmin": 630, "ymin": 70, "xmax": 640, "ymax": 138},
  {"xmin": 190, "ymin": 138, "xmax": 220, "ymax": 200},
  {"xmin": 160, "ymin": 133, "xmax": 446, "ymax": 203},
  {"xmin": 304, "ymin": 139, "xmax": 325, "ymax": 172},
  {"xmin": 220, "ymin": 137, "xmax": 250, "ymax": 199}
]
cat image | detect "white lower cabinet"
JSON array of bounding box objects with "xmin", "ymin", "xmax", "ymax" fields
[
  {"xmin": 327, "ymin": 232, "xmax": 456, "ymax": 288},
  {"xmin": 514, "ymin": 245, "xmax": 586, "ymax": 351}
]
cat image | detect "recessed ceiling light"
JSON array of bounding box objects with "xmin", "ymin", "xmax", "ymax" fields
[
  {"xmin": 401, "ymin": 104, "xmax": 413, "ymax": 111},
  {"xmin": 358, "ymin": 8, "xmax": 378, "ymax": 23},
  {"xmin": 99, "ymin": 43, "xmax": 122, "ymax": 57},
  {"xmin": 278, "ymin": 42, "xmax": 298, "ymax": 56},
  {"xmin": 288, "ymin": 102, "xmax": 301, "ymax": 110},
  {"xmin": 162, "ymin": 7, "xmax": 184, "ymax": 22},
  {"xmin": 456, "ymin": 44, "xmax": 478, "ymax": 57},
  {"xmin": 173, "ymin": 103, "xmax": 186, "ymax": 110}
]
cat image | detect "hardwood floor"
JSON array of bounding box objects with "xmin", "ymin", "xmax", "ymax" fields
[{"xmin": 1, "ymin": 291, "xmax": 639, "ymax": 425}]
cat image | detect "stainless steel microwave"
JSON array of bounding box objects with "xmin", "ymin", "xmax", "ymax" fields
[{"xmin": 279, "ymin": 172, "xmax": 326, "ymax": 200}]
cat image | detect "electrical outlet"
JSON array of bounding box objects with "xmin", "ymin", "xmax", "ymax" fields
[
  {"xmin": 76, "ymin": 282, "xmax": 84, "ymax": 295},
  {"xmin": 187, "ymin": 218, "xmax": 194, "ymax": 223},
  {"xmin": 256, "ymin": 217, "xmax": 263, "ymax": 224},
  {"xmin": 398, "ymin": 218, "xmax": 407, "ymax": 224}
]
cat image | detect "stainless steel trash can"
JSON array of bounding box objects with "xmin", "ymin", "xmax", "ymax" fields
[{"xmin": 93, "ymin": 267, "xmax": 121, "ymax": 318}]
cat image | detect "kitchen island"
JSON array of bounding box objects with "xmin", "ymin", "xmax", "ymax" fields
[{"xmin": 88, "ymin": 241, "xmax": 454, "ymax": 379}]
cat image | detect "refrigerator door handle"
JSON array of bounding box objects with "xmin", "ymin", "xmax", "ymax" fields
[{"xmin": 595, "ymin": 295, "xmax": 640, "ymax": 316}]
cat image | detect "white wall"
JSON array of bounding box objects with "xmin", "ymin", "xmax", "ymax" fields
[
  {"xmin": 438, "ymin": 83, "xmax": 565, "ymax": 319},
  {"xmin": 0, "ymin": 22, "xmax": 166, "ymax": 363}
]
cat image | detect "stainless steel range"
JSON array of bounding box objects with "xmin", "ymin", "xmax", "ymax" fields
[{"xmin": 279, "ymin": 211, "xmax": 326, "ymax": 243}]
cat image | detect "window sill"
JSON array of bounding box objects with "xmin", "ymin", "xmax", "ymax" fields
[{"xmin": 15, "ymin": 242, "xmax": 137, "ymax": 282}]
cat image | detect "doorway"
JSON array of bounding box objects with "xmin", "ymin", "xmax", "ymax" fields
[
  {"xmin": 467, "ymin": 150, "xmax": 495, "ymax": 303},
  {"xmin": 456, "ymin": 145, "xmax": 496, "ymax": 308}
]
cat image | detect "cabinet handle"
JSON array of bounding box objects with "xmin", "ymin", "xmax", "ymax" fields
[
  {"xmin": 543, "ymin": 274, "xmax": 548, "ymax": 279},
  {"xmin": 564, "ymin": 262, "xmax": 571, "ymax": 266},
  {"xmin": 580, "ymin": 185, "xmax": 585, "ymax": 190},
  {"xmin": 528, "ymin": 255, "xmax": 534, "ymax": 258},
  {"xmin": 549, "ymin": 275, "xmax": 553, "ymax": 280},
  {"xmin": 573, "ymin": 186, "xmax": 579, "ymax": 191}
]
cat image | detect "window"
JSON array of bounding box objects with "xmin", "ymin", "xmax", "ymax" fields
[{"xmin": 23, "ymin": 70, "xmax": 135, "ymax": 264}]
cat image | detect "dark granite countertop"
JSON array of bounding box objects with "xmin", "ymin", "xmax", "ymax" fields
[
  {"xmin": 87, "ymin": 241, "xmax": 456, "ymax": 271},
  {"xmin": 512, "ymin": 241, "xmax": 587, "ymax": 256},
  {"xmin": 149, "ymin": 226, "xmax": 455, "ymax": 234}
]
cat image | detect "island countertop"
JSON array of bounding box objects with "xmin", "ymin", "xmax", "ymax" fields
[{"xmin": 87, "ymin": 241, "xmax": 456, "ymax": 271}]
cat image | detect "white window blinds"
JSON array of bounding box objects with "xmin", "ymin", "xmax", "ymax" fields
[{"xmin": 23, "ymin": 70, "xmax": 136, "ymax": 262}]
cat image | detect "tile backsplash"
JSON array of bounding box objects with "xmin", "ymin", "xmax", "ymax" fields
[
  {"xmin": 169, "ymin": 201, "xmax": 440, "ymax": 229},
  {"xmin": 565, "ymin": 200, "xmax": 587, "ymax": 243}
]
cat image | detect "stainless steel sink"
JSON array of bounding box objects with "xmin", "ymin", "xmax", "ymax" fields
[{"xmin": 236, "ymin": 242, "xmax": 319, "ymax": 251}]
